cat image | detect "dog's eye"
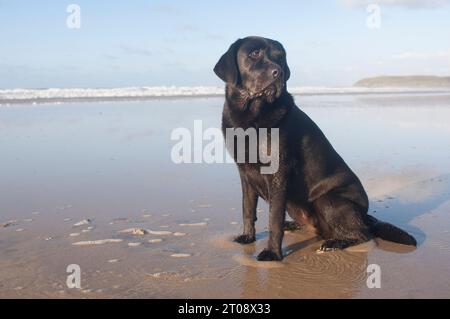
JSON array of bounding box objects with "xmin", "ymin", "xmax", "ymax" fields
[{"xmin": 249, "ymin": 49, "xmax": 262, "ymax": 59}]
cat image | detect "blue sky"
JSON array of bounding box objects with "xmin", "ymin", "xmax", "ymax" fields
[{"xmin": 0, "ymin": 0, "xmax": 449, "ymax": 88}]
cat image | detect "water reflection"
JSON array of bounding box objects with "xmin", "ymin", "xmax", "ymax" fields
[{"xmin": 1, "ymin": 94, "xmax": 450, "ymax": 298}]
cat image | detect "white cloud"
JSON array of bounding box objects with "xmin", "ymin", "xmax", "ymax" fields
[
  {"xmin": 119, "ymin": 45, "xmax": 153, "ymax": 57},
  {"xmin": 149, "ymin": 4, "xmax": 180, "ymax": 13},
  {"xmin": 339, "ymin": 0, "xmax": 450, "ymax": 9}
]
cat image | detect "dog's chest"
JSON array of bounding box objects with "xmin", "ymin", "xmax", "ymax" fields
[
  {"xmin": 222, "ymin": 125, "xmax": 275, "ymax": 163},
  {"xmin": 239, "ymin": 163, "xmax": 271, "ymax": 200}
]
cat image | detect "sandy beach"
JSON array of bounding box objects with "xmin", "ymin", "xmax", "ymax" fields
[{"xmin": 1, "ymin": 92, "xmax": 450, "ymax": 298}]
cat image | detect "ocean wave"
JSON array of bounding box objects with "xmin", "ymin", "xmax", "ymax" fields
[{"xmin": 1, "ymin": 86, "xmax": 449, "ymax": 105}]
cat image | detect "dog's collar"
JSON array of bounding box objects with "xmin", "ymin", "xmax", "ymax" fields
[{"xmin": 227, "ymin": 85, "xmax": 278, "ymax": 112}]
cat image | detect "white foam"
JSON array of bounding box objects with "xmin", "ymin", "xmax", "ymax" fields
[
  {"xmin": 173, "ymin": 232, "xmax": 187, "ymax": 237},
  {"xmin": 147, "ymin": 230, "xmax": 172, "ymax": 235},
  {"xmin": 73, "ymin": 219, "xmax": 91, "ymax": 227},
  {"xmin": 128, "ymin": 242, "xmax": 142, "ymax": 247},
  {"xmin": 179, "ymin": 222, "xmax": 208, "ymax": 227},
  {"xmin": 0, "ymin": 86, "xmax": 223, "ymax": 104},
  {"xmin": 170, "ymin": 253, "xmax": 191, "ymax": 258},
  {"xmin": 118, "ymin": 227, "xmax": 148, "ymax": 235},
  {"xmin": 2, "ymin": 86, "xmax": 448, "ymax": 105},
  {"xmin": 72, "ymin": 239, "xmax": 123, "ymax": 246}
]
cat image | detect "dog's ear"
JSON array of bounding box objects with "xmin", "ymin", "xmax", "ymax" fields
[
  {"xmin": 214, "ymin": 39, "xmax": 243, "ymax": 85},
  {"xmin": 282, "ymin": 50, "xmax": 291, "ymax": 81},
  {"xmin": 284, "ymin": 61, "xmax": 291, "ymax": 81}
]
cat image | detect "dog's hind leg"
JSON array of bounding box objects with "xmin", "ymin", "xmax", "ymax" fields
[
  {"xmin": 285, "ymin": 203, "xmax": 315, "ymax": 232},
  {"xmin": 284, "ymin": 220, "xmax": 303, "ymax": 231},
  {"xmin": 313, "ymin": 192, "xmax": 371, "ymax": 252}
]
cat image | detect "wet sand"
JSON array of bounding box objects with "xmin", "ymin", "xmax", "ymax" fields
[{"xmin": 1, "ymin": 93, "xmax": 450, "ymax": 298}]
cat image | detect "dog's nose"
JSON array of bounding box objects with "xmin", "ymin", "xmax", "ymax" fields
[{"xmin": 272, "ymin": 69, "xmax": 280, "ymax": 79}]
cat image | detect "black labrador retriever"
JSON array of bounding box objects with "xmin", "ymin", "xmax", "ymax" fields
[{"xmin": 214, "ymin": 36, "xmax": 417, "ymax": 261}]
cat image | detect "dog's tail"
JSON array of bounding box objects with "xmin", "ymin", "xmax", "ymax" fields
[{"xmin": 366, "ymin": 215, "xmax": 417, "ymax": 246}]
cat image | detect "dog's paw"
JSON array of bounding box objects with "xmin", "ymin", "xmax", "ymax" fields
[
  {"xmin": 283, "ymin": 221, "xmax": 303, "ymax": 231},
  {"xmin": 233, "ymin": 234, "xmax": 256, "ymax": 244},
  {"xmin": 257, "ymin": 249, "xmax": 282, "ymax": 261}
]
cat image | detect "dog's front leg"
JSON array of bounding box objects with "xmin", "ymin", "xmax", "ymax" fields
[
  {"xmin": 234, "ymin": 173, "xmax": 258, "ymax": 244},
  {"xmin": 257, "ymin": 184, "xmax": 287, "ymax": 261}
]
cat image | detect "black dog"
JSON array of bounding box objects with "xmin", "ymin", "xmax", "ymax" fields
[{"xmin": 214, "ymin": 36, "xmax": 417, "ymax": 261}]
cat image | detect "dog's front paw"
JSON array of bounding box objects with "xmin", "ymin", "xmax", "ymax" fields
[
  {"xmin": 257, "ymin": 249, "xmax": 282, "ymax": 261},
  {"xmin": 234, "ymin": 234, "xmax": 256, "ymax": 244}
]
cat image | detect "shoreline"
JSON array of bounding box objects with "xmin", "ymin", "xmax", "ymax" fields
[{"xmin": 1, "ymin": 89, "xmax": 450, "ymax": 106}]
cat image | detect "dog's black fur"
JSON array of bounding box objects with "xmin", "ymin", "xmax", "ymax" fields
[{"xmin": 214, "ymin": 36, "xmax": 417, "ymax": 261}]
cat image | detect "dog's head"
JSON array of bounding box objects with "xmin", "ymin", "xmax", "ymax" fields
[{"xmin": 214, "ymin": 36, "xmax": 290, "ymax": 103}]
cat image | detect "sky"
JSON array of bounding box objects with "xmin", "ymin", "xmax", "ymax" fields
[{"xmin": 0, "ymin": 0, "xmax": 449, "ymax": 88}]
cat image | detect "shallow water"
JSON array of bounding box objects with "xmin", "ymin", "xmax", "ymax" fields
[{"xmin": 1, "ymin": 93, "xmax": 450, "ymax": 298}]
